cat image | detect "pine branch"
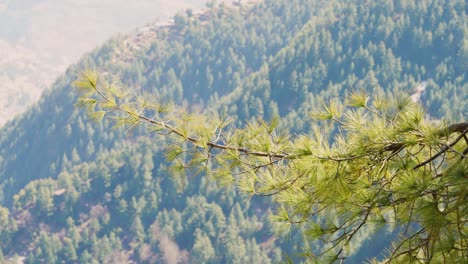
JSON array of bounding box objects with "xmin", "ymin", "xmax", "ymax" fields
[
  {"xmin": 383, "ymin": 122, "xmax": 468, "ymax": 158},
  {"xmin": 447, "ymin": 122, "xmax": 468, "ymax": 133},
  {"xmin": 413, "ymin": 127, "xmax": 468, "ymax": 170},
  {"xmin": 74, "ymin": 71, "xmax": 467, "ymax": 263}
]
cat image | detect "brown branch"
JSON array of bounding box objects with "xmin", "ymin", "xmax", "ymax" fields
[
  {"xmin": 447, "ymin": 122, "xmax": 468, "ymax": 134},
  {"xmin": 311, "ymin": 153, "xmax": 370, "ymax": 162},
  {"xmin": 383, "ymin": 122, "xmax": 468, "ymax": 154},
  {"xmin": 256, "ymin": 173, "xmax": 303, "ymax": 197},
  {"xmin": 386, "ymin": 228, "xmax": 426, "ymax": 264},
  {"xmin": 114, "ymin": 100, "xmax": 289, "ymax": 159},
  {"xmin": 87, "ymin": 77, "xmax": 468, "ymax": 167},
  {"xmin": 383, "ymin": 142, "xmax": 405, "ymax": 153},
  {"xmin": 83, "ymin": 78, "xmax": 288, "ymax": 160},
  {"xmin": 414, "ymin": 127, "xmax": 468, "ymax": 170}
]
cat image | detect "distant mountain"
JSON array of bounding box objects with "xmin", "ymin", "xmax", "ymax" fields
[
  {"xmin": 0, "ymin": 0, "xmax": 466, "ymax": 262},
  {"xmin": 0, "ymin": 0, "xmax": 219, "ymax": 126}
]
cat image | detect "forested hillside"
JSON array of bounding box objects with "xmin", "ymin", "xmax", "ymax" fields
[{"xmin": 0, "ymin": 0, "xmax": 466, "ymax": 263}]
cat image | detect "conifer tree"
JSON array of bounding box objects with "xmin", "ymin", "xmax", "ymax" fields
[
  {"xmin": 192, "ymin": 229, "xmax": 216, "ymax": 263},
  {"xmin": 0, "ymin": 248, "xmax": 4, "ymax": 264},
  {"xmin": 74, "ymin": 71, "xmax": 467, "ymax": 262}
]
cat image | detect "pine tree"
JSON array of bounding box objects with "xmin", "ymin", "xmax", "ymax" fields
[
  {"xmin": 74, "ymin": 61, "xmax": 467, "ymax": 262},
  {"xmin": 131, "ymin": 216, "xmax": 145, "ymax": 243},
  {"xmin": 0, "ymin": 248, "xmax": 4, "ymax": 264},
  {"xmin": 62, "ymin": 237, "xmax": 78, "ymax": 262},
  {"xmin": 192, "ymin": 229, "xmax": 215, "ymax": 263}
]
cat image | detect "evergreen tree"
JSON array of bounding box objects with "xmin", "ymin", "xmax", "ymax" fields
[
  {"xmin": 0, "ymin": 248, "xmax": 4, "ymax": 264},
  {"xmin": 62, "ymin": 237, "xmax": 78, "ymax": 262},
  {"xmin": 131, "ymin": 216, "xmax": 145, "ymax": 243},
  {"xmin": 192, "ymin": 229, "xmax": 215, "ymax": 263},
  {"xmin": 74, "ymin": 72, "xmax": 467, "ymax": 262}
]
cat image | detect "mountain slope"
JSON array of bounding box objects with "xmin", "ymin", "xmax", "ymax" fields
[
  {"xmin": 0, "ymin": 0, "xmax": 324, "ymax": 206},
  {"xmin": 0, "ymin": 0, "xmax": 466, "ymax": 262}
]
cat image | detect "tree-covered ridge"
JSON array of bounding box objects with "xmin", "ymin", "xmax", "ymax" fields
[
  {"xmin": 0, "ymin": 0, "xmax": 466, "ymax": 262},
  {"xmin": 218, "ymin": 0, "xmax": 466, "ymax": 129}
]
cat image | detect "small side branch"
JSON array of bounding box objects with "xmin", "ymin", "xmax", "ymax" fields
[
  {"xmin": 414, "ymin": 127, "xmax": 468, "ymax": 170},
  {"xmin": 448, "ymin": 122, "xmax": 468, "ymax": 134}
]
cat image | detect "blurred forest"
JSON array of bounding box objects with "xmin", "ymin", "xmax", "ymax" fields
[{"xmin": 0, "ymin": 0, "xmax": 466, "ymax": 262}]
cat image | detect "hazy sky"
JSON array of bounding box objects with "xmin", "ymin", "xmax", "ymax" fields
[
  {"xmin": 0, "ymin": 0, "xmax": 216, "ymax": 125},
  {"xmin": 0, "ymin": 0, "xmax": 211, "ymax": 62}
]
